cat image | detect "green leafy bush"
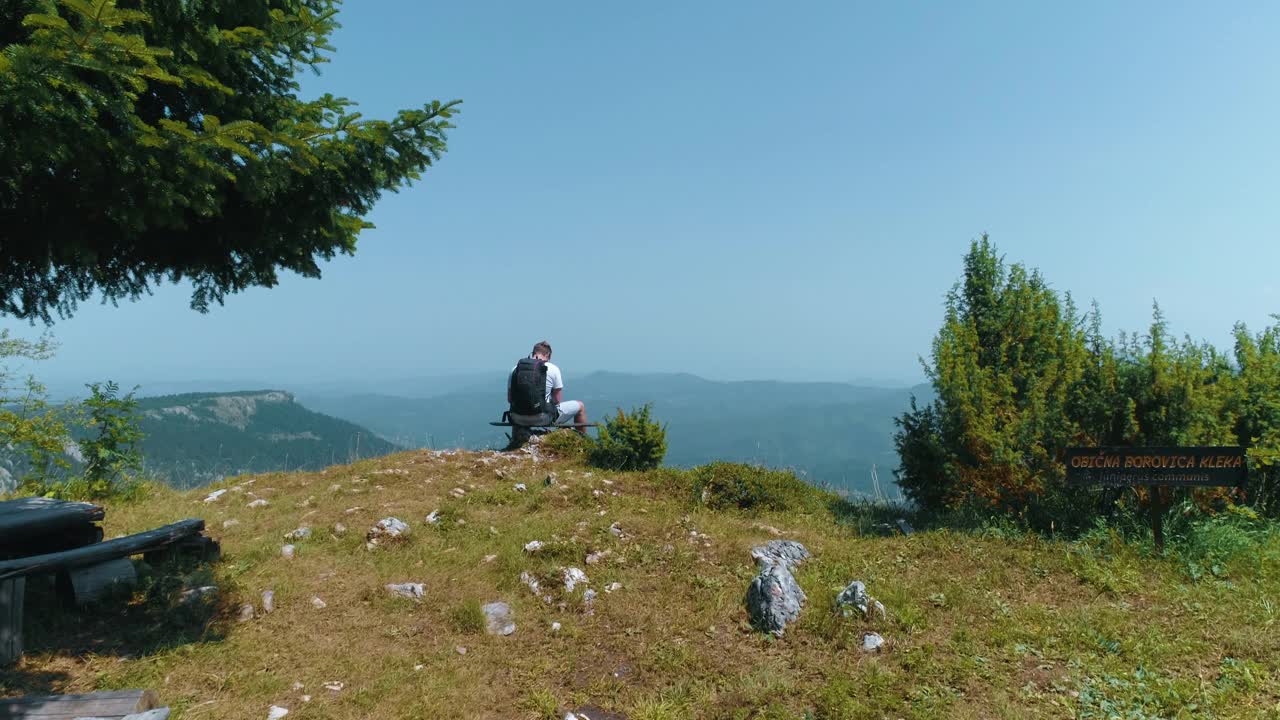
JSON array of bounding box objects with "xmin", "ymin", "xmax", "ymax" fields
[
  {"xmin": 74, "ymin": 381, "xmax": 144, "ymax": 500},
  {"xmin": 590, "ymin": 404, "xmax": 667, "ymax": 471},
  {"xmin": 690, "ymin": 462, "xmax": 824, "ymax": 513},
  {"xmin": 1, "ymin": 332, "xmax": 145, "ymax": 500}
]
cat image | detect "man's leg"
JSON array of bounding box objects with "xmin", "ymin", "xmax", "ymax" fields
[{"xmin": 556, "ymin": 400, "xmax": 588, "ymax": 435}]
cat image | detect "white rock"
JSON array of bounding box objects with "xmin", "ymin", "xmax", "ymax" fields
[
  {"xmin": 514, "ymin": 483, "xmax": 527, "ymax": 492},
  {"xmin": 609, "ymin": 523, "xmax": 624, "ymax": 537},
  {"xmin": 204, "ymin": 489, "xmax": 227, "ymax": 503},
  {"xmin": 861, "ymin": 632, "xmax": 885, "ymax": 652},
  {"xmin": 333, "ymin": 522, "xmax": 347, "ymax": 535},
  {"xmin": 585, "ymin": 550, "xmax": 611, "ymax": 565},
  {"xmin": 605, "ymin": 582, "xmax": 622, "ymax": 593},
  {"xmin": 237, "ymin": 603, "xmax": 255, "ymax": 622},
  {"xmin": 483, "ymin": 554, "xmax": 498, "ymax": 563},
  {"xmin": 323, "ymin": 681, "xmax": 343, "ymax": 692},
  {"xmin": 311, "ymin": 597, "xmax": 327, "ymax": 609},
  {"xmin": 284, "ymin": 527, "xmax": 311, "ymax": 541},
  {"xmin": 291, "ymin": 682, "xmax": 304, "ymax": 691},
  {"xmin": 450, "ymin": 487, "xmax": 466, "ymax": 498},
  {"xmin": 520, "ymin": 571, "xmax": 543, "ymax": 597},
  {"xmin": 523, "ymin": 540, "xmax": 544, "ymax": 553},
  {"xmin": 481, "ymin": 602, "xmax": 516, "ymax": 636},
  {"xmin": 455, "ymin": 646, "xmax": 467, "ymax": 655},
  {"xmin": 247, "ymin": 499, "xmax": 269, "ymax": 508},
  {"xmin": 414, "ymin": 664, "xmax": 425, "ymax": 671},
  {"xmin": 222, "ymin": 519, "xmax": 239, "ymax": 529},
  {"xmin": 551, "ymin": 621, "xmax": 562, "ymax": 633},
  {"xmin": 386, "ymin": 582, "xmax": 426, "ymax": 600},
  {"xmin": 267, "ymin": 707, "xmax": 289, "ymax": 720},
  {"xmin": 262, "ymin": 590, "xmax": 275, "ymax": 613},
  {"xmin": 180, "ymin": 586, "xmax": 218, "ymax": 604},
  {"xmin": 369, "ymin": 517, "xmax": 410, "ymax": 538},
  {"xmin": 563, "ymin": 567, "xmax": 589, "ymax": 592},
  {"xmin": 281, "ymin": 544, "xmax": 295, "ymax": 559}
]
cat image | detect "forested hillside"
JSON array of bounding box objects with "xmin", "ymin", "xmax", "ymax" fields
[{"xmin": 135, "ymin": 391, "xmax": 400, "ymax": 489}]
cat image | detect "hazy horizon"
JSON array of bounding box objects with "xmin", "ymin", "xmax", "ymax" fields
[
  {"xmin": 35, "ymin": 367, "xmax": 931, "ymax": 403},
  {"xmin": 10, "ymin": 1, "xmax": 1280, "ymax": 390}
]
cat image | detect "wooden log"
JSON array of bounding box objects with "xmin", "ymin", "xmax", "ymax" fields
[
  {"xmin": 66, "ymin": 558, "xmax": 137, "ymax": 606},
  {"xmin": 0, "ymin": 525, "xmax": 104, "ymax": 562},
  {"xmin": 0, "ymin": 577, "xmax": 24, "ymax": 667},
  {"xmin": 0, "ymin": 520, "xmax": 204, "ymax": 582},
  {"xmin": 78, "ymin": 709, "xmax": 170, "ymax": 720},
  {"xmin": 0, "ymin": 498, "xmax": 104, "ymax": 539},
  {"xmin": 0, "ymin": 689, "xmax": 159, "ymax": 719},
  {"xmin": 142, "ymin": 535, "xmax": 220, "ymax": 566}
]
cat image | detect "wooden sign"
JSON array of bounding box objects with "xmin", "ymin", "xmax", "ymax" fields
[{"xmin": 1065, "ymin": 447, "xmax": 1246, "ymax": 488}]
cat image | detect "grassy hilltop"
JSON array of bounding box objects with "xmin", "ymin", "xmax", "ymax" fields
[{"xmin": 4, "ymin": 440, "xmax": 1279, "ymax": 719}]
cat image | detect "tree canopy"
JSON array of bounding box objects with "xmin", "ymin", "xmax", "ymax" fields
[
  {"xmin": 0, "ymin": 0, "xmax": 459, "ymax": 321},
  {"xmin": 895, "ymin": 237, "xmax": 1280, "ymax": 528}
]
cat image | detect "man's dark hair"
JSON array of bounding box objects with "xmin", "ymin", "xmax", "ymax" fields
[{"xmin": 532, "ymin": 341, "xmax": 552, "ymax": 358}]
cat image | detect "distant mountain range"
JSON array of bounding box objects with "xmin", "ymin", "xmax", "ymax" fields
[
  {"xmin": 298, "ymin": 372, "xmax": 930, "ymax": 496},
  {"xmin": 18, "ymin": 375, "xmax": 927, "ymax": 494},
  {"xmin": 134, "ymin": 391, "xmax": 400, "ymax": 489}
]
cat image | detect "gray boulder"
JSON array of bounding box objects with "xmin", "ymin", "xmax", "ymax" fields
[
  {"xmin": 482, "ymin": 601, "xmax": 516, "ymax": 636},
  {"xmin": 750, "ymin": 540, "xmax": 811, "ymax": 571},
  {"xmin": 835, "ymin": 580, "xmax": 886, "ymax": 620},
  {"xmin": 745, "ymin": 562, "xmax": 807, "ymax": 636}
]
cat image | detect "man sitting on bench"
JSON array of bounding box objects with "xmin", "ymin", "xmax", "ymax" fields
[{"xmin": 508, "ymin": 341, "xmax": 588, "ymax": 434}]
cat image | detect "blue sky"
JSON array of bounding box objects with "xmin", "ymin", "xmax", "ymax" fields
[{"xmin": 29, "ymin": 1, "xmax": 1280, "ymax": 391}]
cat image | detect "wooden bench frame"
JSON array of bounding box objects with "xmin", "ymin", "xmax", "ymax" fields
[{"xmin": 0, "ymin": 519, "xmax": 211, "ymax": 667}]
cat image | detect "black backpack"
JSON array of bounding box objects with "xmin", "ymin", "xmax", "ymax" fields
[{"xmin": 509, "ymin": 357, "xmax": 551, "ymax": 415}]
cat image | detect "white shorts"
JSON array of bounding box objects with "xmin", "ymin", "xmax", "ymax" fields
[{"xmin": 555, "ymin": 401, "xmax": 583, "ymax": 424}]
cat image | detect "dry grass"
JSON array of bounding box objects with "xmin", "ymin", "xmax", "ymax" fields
[{"xmin": 2, "ymin": 446, "xmax": 1278, "ymax": 719}]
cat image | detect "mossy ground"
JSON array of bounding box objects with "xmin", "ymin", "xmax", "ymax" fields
[{"xmin": 2, "ymin": 443, "xmax": 1278, "ymax": 719}]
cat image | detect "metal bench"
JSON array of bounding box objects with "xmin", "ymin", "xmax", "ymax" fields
[{"xmin": 490, "ymin": 410, "xmax": 597, "ymax": 449}]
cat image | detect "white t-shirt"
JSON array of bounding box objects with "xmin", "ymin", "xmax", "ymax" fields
[
  {"xmin": 510, "ymin": 360, "xmax": 564, "ymax": 403},
  {"xmin": 542, "ymin": 362, "xmax": 564, "ymax": 403}
]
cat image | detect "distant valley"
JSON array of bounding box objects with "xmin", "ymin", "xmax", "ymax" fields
[
  {"xmin": 78, "ymin": 374, "xmax": 926, "ymax": 494},
  {"xmin": 298, "ymin": 372, "xmax": 928, "ymax": 497}
]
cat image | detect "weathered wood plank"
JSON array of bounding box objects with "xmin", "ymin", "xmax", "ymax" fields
[
  {"xmin": 0, "ymin": 498, "xmax": 102, "ymax": 520},
  {"xmin": 0, "ymin": 577, "xmax": 24, "ymax": 667},
  {"xmin": 0, "ymin": 499, "xmax": 103, "ymax": 543},
  {"xmin": 0, "ymin": 689, "xmax": 158, "ymax": 719},
  {"xmin": 0, "ymin": 520, "xmax": 204, "ymax": 581}
]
